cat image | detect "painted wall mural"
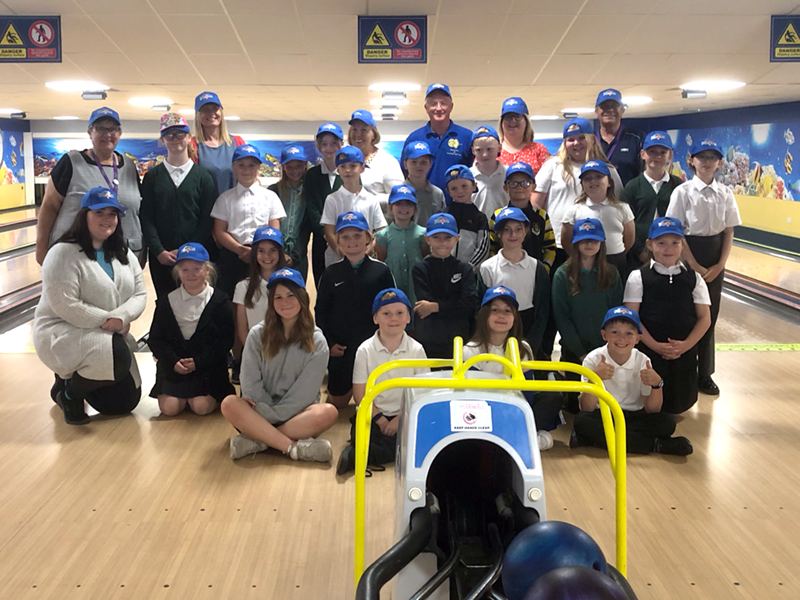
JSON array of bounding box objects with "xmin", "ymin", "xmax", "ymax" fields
[{"xmin": 0, "ymin": 129, "xmax": 24, "ymax": 185}]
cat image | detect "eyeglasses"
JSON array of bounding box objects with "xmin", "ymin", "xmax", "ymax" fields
[
  {"xmin": 163, "ymin": 131, "xmax": 188, "ymax": 141},
  {"xmin": 503, "ymin": 114, "xmax": 526, "ymax": 122},
  {"xmin": 93, "ymin": 126, "xmax": 121, "ymax": 135},
  {"xmin": 506, "ymin": 180, "xmax": 533, "ymax": 188}
]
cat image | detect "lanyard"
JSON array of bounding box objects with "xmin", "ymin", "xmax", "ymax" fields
[
  {"xmin": 90, "ymin": 149, "xmax": 119, "ymax": 193},
  {"xmin": 597, "ymin": 125, "xmax": 623, "ymax": 159}
]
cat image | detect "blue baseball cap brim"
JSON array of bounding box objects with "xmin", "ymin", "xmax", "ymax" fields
[
  {"xmin": 349, "ymin": 110, "xmax": 377, "ymax": 128},
  {"xmin": 563, "ymin": 118, "xmax": 593, "ymax": 138},
  {"xmin": 595, "ymin": 89, "xmax": 623, "ymax": 107},
  {"xmin": 388, "ymin": 184, "xmax": 417, "ymax": 205},
  {"xmin": 252, "ymin": 226, "xmax": 284, "ymax": 247},
  {"xmin": 580, "ymin": 161, "xmax": 611, "ymax": 178},
  {"xmin": 232, "ymin": 145, "xmax": 264, "ymax": 164},
  {"xmin": 195, "ymin": 91, "xmax": 223, "ymax": 112},
  {"xmin": 316, "ymin": 123, "xmax": 343, "ymax": 140},
  {"xmin": 426, "ymin": 83, "xmax": 451, "ymax": 98},
  {"xmin": 481, "ymin": 286, "xmax": 518, "ymax": 308},
  {"xmin": 649, "ymin": 217, "xmax": 685, "ymax": 239},
  {"xmin": 336, "ymin": 146, "xmax": 365, "ymax": 166},
  {"xmin": 403, "ymin": 142, "xmax": 434, "ymax": 161},
  {"xmin": 501, "ymin": 97, "xmax": 529, "ymax": 116},
  {"xmin": 80, "ymin": 186, "xmax": 127, "ymax": 216},
  {"xmin": 426, "ymin": 213, "xmax": 458, "ymax": 236},
  {"xmin": 504, "ymin": 162, "xmax": 535, "ymax": 182},
  {"xmin": 88, "ymin": 107, "xmax": 120, "ymax": 127},
  {"xmin": 689, "ymin": 140, "xmax": 723, "ymax": 158},
  {"xmin": 267, "ymin": 268, "xmax": 306, "ymax": 290},
  {"xmin": 494, "ymin": 207, "xmax": 530, "ymax": 232},
  {"xmin": 602, "ymin": 306, "xmax": 642, "ymax": 333},
  {"xmin": 281, "ymin": 146, "xmax": 307, "ymax": 164},
  {"xmin": 372, "ymin": 288, "xmax": 412, "ymax": 315},
  {"xmin": 335, "ymin": 211, "xmax": 369, "ymax": 233},
  {"xmin": 572, "ymin": 218, "xmax": 606, "ymax": 243},
  {"xmin": 176, "ymin": 243, "xmax": 210, "ymax": 263},
  {"xmin": 643, "ymin": 131, "xmax": 673, "ymax": 151}
]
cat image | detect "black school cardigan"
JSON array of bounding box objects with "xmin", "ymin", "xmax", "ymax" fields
[{"xmin": 147, "ymin": 288, "xmax": 235, "ymax": 401}]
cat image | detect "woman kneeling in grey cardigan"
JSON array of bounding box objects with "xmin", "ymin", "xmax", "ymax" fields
[
  {"xmin": 220, "ymin": 268, "xmax": 338, "ymax": 462},
  {"xmin": 34, "ymin": 187, "xmax": 147, "ymax": 425}
]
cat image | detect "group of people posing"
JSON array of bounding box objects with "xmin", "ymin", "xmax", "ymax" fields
[{"xmin": 32, "ymin": 85, "xmax": 741, "ymax": 471}]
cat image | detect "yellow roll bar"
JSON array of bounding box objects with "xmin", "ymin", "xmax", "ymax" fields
[{"xmin": 354, "ymin": 337, "xmax": 628, "ymax": 587}]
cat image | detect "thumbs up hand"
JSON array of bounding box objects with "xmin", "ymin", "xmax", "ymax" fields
[
  {"xmin": 594, "ymin": 355, "xmax": 615, "ymax": 381},
  {"xmin": 640, "ymin": 359, "xmax": 662, "ymax": 386}
]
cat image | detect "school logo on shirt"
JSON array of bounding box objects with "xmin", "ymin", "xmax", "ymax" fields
[
  {"xmin": 448, "ymin": 139, "xmax": 460, "ymax": 149},
  {"xmin": 532, "ymin": 224, "xmax": 540, "ymax": 236}
]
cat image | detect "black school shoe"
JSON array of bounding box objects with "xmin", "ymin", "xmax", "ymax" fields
[
  {"xmin": 230, "ymin": 359, "xmax": 241, "ymax": 385},
  {"xmin": 569, "ymin": 428, "xmax": 593, "ymax": 449},
  {"xmin": 50, "ymin": 375, "xmax": 65, "ymax": 404},
  {"xmin": 654, "ymin": 436, "xmax": 693, "ymax": 456},
  {"xmin": 699, "ymin": 376, "xmax": 719, "ymax": 395},
  {"xmin": 336, "ymin": 444, "xmax": 356, "ymax": 475},
  {"xmin": 55, "ymin": 390, "xmax": 90, "ymax": 426}
]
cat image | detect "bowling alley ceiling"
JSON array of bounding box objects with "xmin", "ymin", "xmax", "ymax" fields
[{"xmin": 2, "ymin": 0, "xmax": 800, "ymax": 122}]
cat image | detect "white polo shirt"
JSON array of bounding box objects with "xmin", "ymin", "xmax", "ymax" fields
[
  {"xmin": 563, "ymin": 199, "xmax": 634, "ymax": 255},
  {"xmin": 463, "ymin": 340, "xmax": 533, "ymax": 375},
  {"xmin": 321, "ymin": 160, "xmax": 338, "ymax": 188},
  {"xmin": 471, "ymin": 161, "xmax": 509, "ymax": 219},
  {"xmin": 666, "ymin": 176, "xmax": 742, "ymax": 236},
  {"xmin": 163, "ymin": 158, "xmax": 193, "ymax": 188},
  {"xmin": 321, "ymin": 186, "xmax": 387, "ymax": 266},
  {"xmin": 352, "ymin": 331, "xmax": 429, "ymax": 416},
  {"xmin": 581, "ymin": 345, "xmax": 651, "ymax": 411},
  {"xmin": 624, "ymin": 260, "xmax": 711, "ymax": 305},
  {"xmin": 479, "ymin": 250, "xmax": 538, "ymax": 311},
  {"xmin": 232, "ymin": 277, "xmax": 269, "ymax": 330},
  {"xmin": 535, "ymin": 158, "xmax": 624, "ymax": 247},
  {"xmin": 168, "ymin": 284, "xmax": 214, "ymax": 340},
  {"xmin": 210, "ymin": 182, "xmax": 286, "ymax": 245},
  {"xmin": 643, "ymin": 170, "xmax": 670, "ymax": 196}
]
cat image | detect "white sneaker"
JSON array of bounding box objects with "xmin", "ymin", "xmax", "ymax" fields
[
  {"xmin": 537, "ymin": 430, "xmax": 554, "ymax": 451},
  {"xmin": 289, "ymin": 438, "xmax": 333, "ymax": 462},
  {"xmin": 230, "ymin": 434, "xmax": 268, "ymax": 460}
]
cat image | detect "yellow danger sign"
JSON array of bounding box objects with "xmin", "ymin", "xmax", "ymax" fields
[
  {"xmin": 363, "ymin": 49, "xmax": 391, "ymax": 59},
  {"xmin": 778, "ymin": 22, "xmax": 800, "ymax": 45},
  {"xmin": 0, "ymin": 22, "xmax": 23, "ymax": 46},
  {"xmin": 365, "ymin": 23, "xmax": 389, "ymax": 46}
]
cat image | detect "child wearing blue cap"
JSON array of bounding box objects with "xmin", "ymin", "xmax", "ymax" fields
[
  {"xmin": 211, "ymin": 144, "xmax": 286, "ymax": 298},
  {"xmin": 470, "ymin": 125, "xmax": 509, "ymax": 218},
  {"xmin": 488, "ymin": 162, "xmax": 556, "ymax": 271},
  {"xmin": 620, "ymin": 131, "xmax": 684, "ymax": 268},
  {"xmin": 232, "ymin": 226, "xmax": 288, "ymax": 380},
  {"xmin": 479, "ymin": 207, "xmax": 551, "ymax": 356},
  {"xmin": 375, "ymin": 185, "xmax": 429, "ymax": 305},
  {"xmin": 624, "ymin": 217, "xmax": 712, "ymax": 414},
  {"xmin": 412, "ymin": 213, "xmax": 479, "ymax": 359},
  {"xmin": 337, "ymin": 288, "xmax": 429, "ymax": 475},
  {"xmin": 666, "ymin": 139, "xmax": 741, "ymax": 396},
  {"xmin": 464, "ymin": 286, "xmax": 563, "ymax": 450},
  {"xmin": 320, "ymin": 146, "xmax": 387, "ymax": 267},
  {"xmin": 572, "ymin": 306, "xmax": 692, "ymax": 456},
  {"xmin": 222, "ymin": 268, "xmax": 338, "ymax": 462},
  {"xmin": 316, "ymin": 212, "xmax": 396, "ymax": 408},
  {"xmin": 34, "ymin": 186, "xmax": 146, "ymax": 425},
  {"xmin": 552, "ymin": 219, "xmax": 623, "ymax": 410},
  {"xmin": 268, "ymin": 145, "xmax": 310, "ymax": 280},
  {"xmin": 141, "ymin": 113, "xmax": 218, "ymax": 299},
  {"xmin": 445, "ymin": 164, "xmax": 490, "ymax": 272},
  {"xmin": 305, "ymin": 123, "xmax": 344, "ymax": 285},
  {"xmin": 148, "ymin": 243, "xmax": 234, "ymax": 417},
  {"xmin": 402, "ymin": 141, "xmax": 446, "ymax": 226},
  {"xmin": 497, "ymin": 97, "xmax": 551, "ymax": 174},
  {"xmin": 562, "ymin": 160, "xmax": 635, "ymax": 280}
]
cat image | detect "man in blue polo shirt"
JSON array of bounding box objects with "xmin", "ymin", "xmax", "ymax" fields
[
  {"xmin": 403, "ymin": 83, "xmax": 473, "ymax": 204},
  {"xmin": 594, "ymin": 88, "xmax": 644, "ymax": 187}
]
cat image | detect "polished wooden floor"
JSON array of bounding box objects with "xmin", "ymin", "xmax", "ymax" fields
[{"xmin": 1, "ymin": 273, "xmax": 800, "ymax": 599}]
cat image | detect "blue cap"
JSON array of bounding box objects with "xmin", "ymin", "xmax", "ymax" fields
[
  {"xmin": 643, "ymin": 131, "xmax": 673, "ymax": 151},
  {"xmin": 494, "ymin": 206, "xmax": 530, "ymax": 232},
  {"xmin": 602, "ymin": 305, "xmax": 642, "ymax": 333},
  {"xmin": 403, "ymin": 141, "xmax": 434, "ymax": 161},
  {"xmin": 689, "ymin": 139, "xmax": 723, "ymax": 158},
  {"xmin": 267, "ymin": 267, "xmax": 306, "ymax": 290},
  {"xmin": 80, "ymin": 186, "xmax": 127, "ymax": 216},
  {"xmin": 349, "ymin": 109, "xmax": 376, "ymax": 127},
  {"xmin": 280, "ymin": 145, "xmax": 307, "ymax": 164},
  {"xmin": 88, "ymin": 107, "xmax": 120, "ymax": 127},
  {"xmin": 426, "ymin": 212, "xmax": 458, "ymax": 236},
  {"xmin": 232, "ymin": 144, "xmax": 263, "ymax": 164},
  {"xmin": 481, "ymin": 286, "xmax": 518, "ymax": 308},
  {"xmin": 444, "ymin": 164, "xmax": 474, "ymax": 184},
  {"xmin": 176, "ymin": 242, "xmax": 209, "ymax": 263},
  {"xmin": 252, "ymin": 226, "xmax": 284, "ymax": 247},
  {"xmin": 388, "ymin": 184, "xmax": 417, "ymax": 205},
  {"xmin": 316, "ymin": 122, "xmax": 343, "ymax": 140},
  {"xmin": 501, "ymin": 97, "xmax": 528, "ymax": 116},
  {"xmin": 372, "ymin": 288, "xmax": 413, "ymax": 315},
  {"xmin": 426, "ymin": 83, "xmax": 451, "ymax": 98},
  {"xmin": 335, "ymin": 211, "xmax": 369, "ymax": 233},
  {"xmin": 595, "ymin": 88, "xmax": 623, "ymax": 107},
  {"xmin": 580, "ymin": 160, "xmax": 611, "ymax": 178},
  {"xmin": 648, "ymin": 216, "xmax": 685, "ymax": 239},
  {"xmin": 195, "ymin": 91, "xmax": 223, "ymax": 112},
  {"xmin": 471, "ymin": 125, "xmax": 500, "ymax": 144},
  {"xmin": 336, "ymin": 145, "xmax": 364, "ymax": 166},
  {"xmin": 504, "ymin": 162, "xmax": 535, "ymax": 182},
  {"xmin": 563, "ymin": 118, "xmax": 593, "ymax": 138},
  {"xmin": 572, "ymin": 218, "xmax": 606, "ymax": 243}
]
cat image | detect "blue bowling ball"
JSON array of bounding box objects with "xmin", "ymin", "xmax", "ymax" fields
[
  {"xmin": 501, "ymin": 521, "xmax": 608, "ymax": 600},
  {"xmin": 522, "ymin": 566, "xmax": 628, "ymax": 600}
]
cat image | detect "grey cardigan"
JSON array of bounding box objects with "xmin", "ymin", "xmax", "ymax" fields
[
  {"xmin": 33, "ymin": 243, "xmax": 147, "ymax": 383},
  {"xmin": 240, "ymin": 322, "xmax": 329, "ymax": 425}
]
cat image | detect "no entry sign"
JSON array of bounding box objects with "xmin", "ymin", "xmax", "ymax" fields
[{"xmin": 0, "ymin": 15, "xmax": 60, "ymax": 62}]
